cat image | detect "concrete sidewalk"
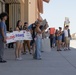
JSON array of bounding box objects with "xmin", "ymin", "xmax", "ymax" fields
[{"xmin": 0, "ymin": 40, "xmax": 76, "ymax": 75}]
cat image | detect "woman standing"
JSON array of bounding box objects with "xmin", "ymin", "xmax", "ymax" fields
[
  {"xmin": 15, "ymin": 20, "xmax": 23, "ymax": 60},
  {"xmin": 33, "ymin": 21, "xmax": 47, "ymax": 60},
  {"xmin": 62, "ymin": 31, "xmax": 65, "ymax": 48},
  {"xmin": 55, "ymin": 29, "xmax": 59, "ymax": 50},
  {"xmin": 57, "ymin": 27, "xmax": 62, "ymax": 51},
  {"xmin": 23, "ymin": 22, "xmax": 31, "ymax": 54}
]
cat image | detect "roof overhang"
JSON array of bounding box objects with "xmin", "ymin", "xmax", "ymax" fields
[
  {"xmin": 43, "ymin": 0, "xmax": 50, "ymax": 3},
  {"xmin": 38, "ymin": 0, "xmax": 50, "ymax": 14}
]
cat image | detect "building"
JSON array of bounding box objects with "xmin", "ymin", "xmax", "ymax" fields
[
  {"xmin": 0, "ymin": 0, "xmax": 5, "ymax": 13},
  {"xmin": 71, "ymin": 33, "xmax": 76, "ymax": 40},
  {"xmin": 0, "ymin": 0, "xmax": 50, "ymax": 31}
]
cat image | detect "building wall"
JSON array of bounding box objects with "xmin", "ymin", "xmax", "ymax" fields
[
  {"xmin": 0, "ymin": 0, "xmax": 5, "ymax": 13},
  {"xmin": 28, "ymin": 0, "xmax": 37, "ymax": 24},
  {"xmin": 9, "ymin": 3, "xmax": 21, "ymax": 29},
  {"xmin": 24, "ymin": 0, "xmax": 28, "ymax": 23},
  {"xmin": 0, "ymin": 0, "xmax": 38, "ymax": 30},
  {"xmin": 0, "ymin": 0, "xmax": 49, "ymax": 31},
  {"xmin": 24, "ymin": 0, "xmax": 37, "ymax": 25}
]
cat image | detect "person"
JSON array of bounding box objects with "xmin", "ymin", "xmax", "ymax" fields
[
  {"xmin": 52, "ymin": 34, "xmax": 56, "ymax": 48},
  {"xmin": 8, "ymin": 28, "xmax": 14, "ymax": 48},
  {"xmin": 33, "ymin": 21, "xmax": 47, "ymax": 60},
  {"xmin": 30, "ymin": 23, "xmax": 36, "ymax": 54},
  {"xmin": 57, "ymin": 27, "xmax": 62, "ymax": 51},
  {"xmin": 40, "ymin": 25, "xmax": 44, "ymax": 52},
  {"xmin": 67, "ymin": 25, "xmax": 71, "ymax": 50},
  {"xmin": 64, "ymin": 25, "xmax": 71, "ymax": 50},
  {"xmin": 49, "ymin": 29, "xmax": 53, "ymax": 48},
  {"xmin": 0, "ymin": 12, "xmax": 8, "ymax": 63},
  {"xmin": 23, "ymin": 22, "xmax": 31, "ymax": 54},
  {"xmin": 62, "ymin": 31, "xmax": 65, "ymax": 48},
  {"xmin": 55, "ymin": 29, "xmax": 59, "ymax": 50},
  {"xmin": 15, "ymin": 20, "xmax": 23, "ymax": 60}
]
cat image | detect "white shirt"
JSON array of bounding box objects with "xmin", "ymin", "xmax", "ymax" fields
[{"xmin": 64, "ymin": 29, "xmax": 68, "ymax": 37}]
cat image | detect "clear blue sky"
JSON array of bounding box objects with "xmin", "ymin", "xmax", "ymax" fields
[{"xmin": 41, "ymin": 0, "xmax": 76, "ymax": 34}]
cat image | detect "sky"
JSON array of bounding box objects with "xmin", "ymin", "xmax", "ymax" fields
[{"xmin": 41, "ymin": 0, "xmax": 76, "ymax": 34}]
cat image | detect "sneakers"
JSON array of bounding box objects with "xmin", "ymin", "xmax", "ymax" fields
[
  {"xmin": 57, "ymin": 49, "xmax": 62, "ymax": 51},
  {"xmin": 68, "ymin": 48, "xmax": 71, "ymax": 50},
  {"xmin": 16, "ymin": 57, "xmax": 22, "ymax": 61},
  {"xmin": 0, "ymin": 60, "xmax": 7, "ymax": 63},
  {"xmin": 41, "ymin": 51, "xmax": 44, "ymax": 53},
  {"xmin": 64, "ymin": 48, "xmax": 70, "ymax": 51},
  {"xmin": 22, "ymin": 52, "xmax": 26, "ymax": 55}
]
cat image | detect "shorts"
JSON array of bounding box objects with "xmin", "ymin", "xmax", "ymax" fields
[
  {"xmin": 58, "ymin": 36, "xmax": 62, "ymax": 41},
  {"xmin": 17, "ymin": 40, "xmax": 23, "ymax": 43},
  {"xmin": 65, "ymin": 37, "xmax": 69, "ymax": 44}
]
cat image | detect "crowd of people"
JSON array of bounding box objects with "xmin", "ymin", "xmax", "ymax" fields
[
  {"xmin": 49, "ymin": 25, "xmax": 71, "ymax": 51},
  {"xmin": 0, "ymin": 12, "xmax": 48, "ymax": 63},
  {"xmin": 0, "ymin": 12, "xmax": 71, "ymax": 63}
]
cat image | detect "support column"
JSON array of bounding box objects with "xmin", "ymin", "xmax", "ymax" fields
[
  {"xmin": 20, "ymin": 1, "xmax": 25, "ymax": 25},
  {"xmin": 0, "ymin": 1, "xmax": 1, "ymax": 13},
  {"xmin": 28, "ymin": 0, "xmax": 37, "ymax": 24},
  {"xmin": 0, "ymin": 0, "xmax": 5, "ymax": 13},
  {"xmin": 24, "ymin": 0, "xmax": 28, "ymax": 23},
  {"xmin": 9, "ymin": 3, "xmax": 21, "ymax": 30}
]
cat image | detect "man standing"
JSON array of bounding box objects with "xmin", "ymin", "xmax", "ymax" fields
[
  {"xmin": 0, "ymin": 12, "xmax": 8, "ymax": 63},
  {"xmin": 67, "ymin": 26, "xmax": 71, "ymax": 50},
  {"xmin": 64, "ymin": 25, "xmax": 71, "ymax": 50}
]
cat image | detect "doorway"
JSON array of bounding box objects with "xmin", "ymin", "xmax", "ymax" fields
[{"xmin": 5, "ymin": 4, "xmax": 9, "ymax": 31}]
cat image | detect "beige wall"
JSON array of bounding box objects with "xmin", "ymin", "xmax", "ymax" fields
[
  {"xmin": 9, "ymin": 3, "xmax": 21, "ymax": 29},
  {"xmin": 1, "ymin": 0, "xmax": 49, "ymax": 30},
  {"xmin": 24, "ymin": 0, "xmax": 28, "ymax": 23},
  {"xmin": 21, "ymin": 0, "xmax": 37, "ymax": 25},
  {"xmin": 1, "ymin": 0, "xmax": 38, "ymax": 30},
  {"xmin": 0, "ymin": 0, "xmax": 5, "ymax": 13},
  {"xmin": 28, "ymin": 0, "xmax": 37, "ymax": 24},
  {"xmin": 20, "ymin": 0, "xmax": 25, "ymax": 25}
]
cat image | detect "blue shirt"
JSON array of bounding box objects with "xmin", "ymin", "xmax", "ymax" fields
[
  {"xmin": 0, "ymin": 21, "xmax": 7, "ymax": 39},
  {"xmin": 28, "ymin": 24, "xmax": 32, "ymax": 30}
]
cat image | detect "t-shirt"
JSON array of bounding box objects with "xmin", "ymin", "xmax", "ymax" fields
[
  {"xmin": 37, "ymin": 28, "xmax": 42, "ymax": 39},
  {"xmin": 0, "ymin": 21, "xmax": 7, "ymax": 39},
  {"xmin": 28, "ymin": 24, "xmax": 36, "ymax": 40},
  {"xmin": 64, "ymin": 29, "xmax": 68, "ymax": 37},
  {"xmin": 28, "ymin": 24, "xmax": 32, "ymax": 30}
]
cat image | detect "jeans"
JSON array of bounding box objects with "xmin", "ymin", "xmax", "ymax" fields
[
  {"xmin": 50, "ymin": 38, "xmax": 53, "ymax": 48},
  {"xmin": 34, "ymin": 37, "xmax": 42, "ymax": 59},
  {"xmin": 53, "ymin": 37, "xmax": 56, "ymax": 45},
  {"xmin": 0, "ymin": 39, "xmax": 4, "ymax": 61}
]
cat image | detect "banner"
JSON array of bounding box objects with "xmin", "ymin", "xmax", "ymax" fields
[
  {"xmin": 13, "ymin": 31, "xmax": 25, "ymax": 41},
  {"xmin": 6, "ymin": 30, "xmax": 32, "ymax": 44},
  {"xmin": 64, "ymin": 17, "xmax": 70, "ymax": 26},
  {"xmin": 24, "ymin": 31, "xmax": 32, "ymax": 40},
  {"xmin": 40, "ymin": 19, "xmax": 49, "ymax": 27},
  {"xmin": 6, "ymin": 33, "xmax": 16, "ymax": 44}
]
